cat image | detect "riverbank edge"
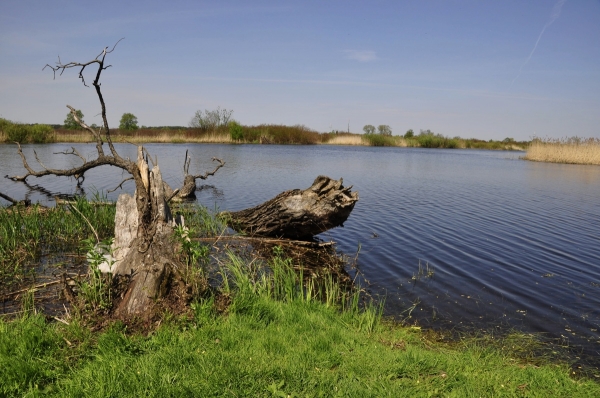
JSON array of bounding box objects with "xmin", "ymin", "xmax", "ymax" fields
[
  {"xmin": 2, "ymin": 292, "xmax": 599, "ymax": 396},
  {"xmin": 1, "ymin": 201, "xmax": 599, "ymax": 395}
]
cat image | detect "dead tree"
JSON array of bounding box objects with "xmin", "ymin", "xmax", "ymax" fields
[
  {"xmin": 225, "ymin": 176, "xmax": 358, "ymax": 239},
  {"xmin": 163, "ymin": 150, "xmax": 225, "ymax": 201},
  {"xmin": 6, "ymin": 41, "xmax": 222, "ymax": 318}
]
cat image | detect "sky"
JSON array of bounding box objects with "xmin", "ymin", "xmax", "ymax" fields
[{"xmin": 1, "ymin": 0, "xmax": 599, "ymax": 140}]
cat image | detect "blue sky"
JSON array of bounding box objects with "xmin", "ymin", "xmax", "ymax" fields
[{"xmin": 1, "ymin": 0, "xmax": 599, "ymax": 140}]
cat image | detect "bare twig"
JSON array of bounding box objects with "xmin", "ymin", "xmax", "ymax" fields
[
  {"xmin": 54, "ymin": 147, "xmax": 87, "ymax": 163},
  {"xmin": 191, "ymin": 157, "xmax": 225, "ymax": 179},
  {"xmin": 68, "ymin": 201, "xmax": 99, "ymax": 243},
  {"xmin": 108, "ymin": 177, "xmax": 134, "ymax": 193}
]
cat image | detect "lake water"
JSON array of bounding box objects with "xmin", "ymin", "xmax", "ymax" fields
[{"xmin": 2, "ymin": 143, "xmax": 600, "ymax": 364}]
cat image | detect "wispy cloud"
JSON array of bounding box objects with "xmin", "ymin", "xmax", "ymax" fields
[
  {"xmin": 511, "ymin": 0, "xmax": 567, "ymax": 87},
  {"xmin": 343, "ymin": 50, "xmax": 378, "ymax": 62}
]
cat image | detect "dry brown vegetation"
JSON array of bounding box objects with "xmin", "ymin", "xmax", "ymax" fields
[
  {"xmin": 524, "ymin": 137, "xmax": 600, "ymax": 165},
  {"xmin": 52, "ymin": 128, "xmax": 233, "ymax": 144}
]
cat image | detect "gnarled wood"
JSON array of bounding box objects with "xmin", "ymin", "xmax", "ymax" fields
[
  {"xmin": 5, "ymin": 42, "xmax": 221, "ymax": 320},
  {"xmin": 109, "ymin": 163, "xmax": 179, "ymax": 316},
  {"xmin": 225, "ymin": 176, "xmax": 358, "ymax": 239},
  {"xmin": 162, "ymin": 151, "xmax": 225, "ymax": 202}
]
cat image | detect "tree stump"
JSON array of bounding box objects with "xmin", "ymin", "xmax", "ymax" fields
[
  {"xmin": 109, "ymin": 161, "xmax": 180, "ymax": 317},
  {"xmin": 225, "ymin": 176, "xmax": 358, "ymax": 239}
]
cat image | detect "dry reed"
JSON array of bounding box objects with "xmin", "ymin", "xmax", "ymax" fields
[
  {"xmin": 524, "ymin": 137, "xmax": 600, "ymax": 165},
  {"xmin": 320, "ymin": 134, "xmax": 364, "ymax": 146},
  {"xmin": 52, "ymin": 130, "xmax": 232, "ymax": 144}
]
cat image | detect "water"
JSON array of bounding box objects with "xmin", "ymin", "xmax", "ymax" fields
[{"xmin": 2, "ymin": 143, "xmax": 600, "ymax": 362}]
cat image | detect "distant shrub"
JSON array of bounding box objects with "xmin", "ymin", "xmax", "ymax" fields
[
  {"xmin": 5, "ymin": 123, "xmax": 30, "ymax": 143},
  {"xmin": 404, "ymin": 129, "xmax": 414, "ymax": 139},
  {"xmin": 242, "ymin": 124, "xmax": 320, "ymax": 144},
  {"xmin": 363, "ymin": 133, "xmax": 395, "ymax": 147},
  {"xmin": 413, "ymin": 130, "xmax": 461, "ymax": 148},
  {"xmin": 0, "ymin": 118, "xmax": 11, "ymax": 132},
  {"xmin": 28, "ymin": 124, "xmax": 54, "ymax": 143},
  {"xmin": 229, "ymin": 121, "xmax": 243, "ymax": 141}
]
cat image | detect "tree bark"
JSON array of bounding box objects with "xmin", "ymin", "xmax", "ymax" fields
[
  {"xmin": 109, "ymin": 156, "xmax": 179, "ymax": 317},
  {"xmin": 225, "ymin": 176, "xmax": 358, "ymax": 239}
]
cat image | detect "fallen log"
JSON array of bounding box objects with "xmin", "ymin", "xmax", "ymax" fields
[{"xmin": 224, "ymin": 176, "xmax": 358, "ymax": 239}]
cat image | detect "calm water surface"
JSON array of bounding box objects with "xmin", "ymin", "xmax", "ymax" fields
[{"xmin": 2, "ymin": 143, "xmax": 599, "ymax": 361}]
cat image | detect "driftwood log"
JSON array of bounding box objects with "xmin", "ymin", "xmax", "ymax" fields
[{"xmin": 225, "ymin": 176, "xmax": 358, "ymax": 239}]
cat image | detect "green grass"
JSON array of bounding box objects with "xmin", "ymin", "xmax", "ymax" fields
[
  {"xmin": 1, "ymin": 199, "xmax": 597, "ymax": 396},
  {"xmin": 2, "ymin": 249, "xmax": 599, "ymax": 396},
  {"xmin": 2, "ymin": 296, "xmax": 599, "ymax": 396},
  {"xmin": 0, "ymin": 196, "xmax": 115, "ymax": 289},
  {"xmin": 363, "ymin": 133, "xmax": 398, "ymax": 147}
]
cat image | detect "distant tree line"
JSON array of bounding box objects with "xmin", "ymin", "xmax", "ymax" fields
[{"xmin": 363, "ymin": 124, "xmax": 392, "ymax": 136}]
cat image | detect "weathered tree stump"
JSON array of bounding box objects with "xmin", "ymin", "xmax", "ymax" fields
[
  {"xmin": 225, "ymin": 176, "xmax": 358, "ymax": 239},
  {"xmin": 108, "ymin": 152, "xmax": 180, "ymax": 316}
]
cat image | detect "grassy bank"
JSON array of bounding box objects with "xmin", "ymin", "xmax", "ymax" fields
[
  {"xmin": 1, "ymin": 201, "xmax": 599, "ymax": 396},
  {"xmin": 1, "ymin": 117, "xmax": 527, "ymax": 150},
  {"xmin": 524, "ymin": 137, "xmax": 600, "ymax": 165},
  {"xmin": 2, "ymin": 262, "xmax": 599, "ymax": 396}
]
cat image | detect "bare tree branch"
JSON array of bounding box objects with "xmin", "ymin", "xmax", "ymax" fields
[
  {"xmin": 108, "ymin": 177, "xmax": 134, "ymax": 193},
  {"xmin": 42, "ymin": 39, "xmax": 124, "ymax": 159},
  {"xmin": 191, "ymin": 158, "xmax": 225, "ymax": 180},
  {"xmin": 0, "ymin": 191, "xmax": 30, "ymax": 206},
  {"xmin": 54, "ymin": 147, "xmax": 87, "ymax": 163}
]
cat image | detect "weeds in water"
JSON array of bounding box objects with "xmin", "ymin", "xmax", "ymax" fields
[
  {"xmin": 78, "ymin": 237, "xmax": 114, "ymax": 310},
  {"xmin": 412, "ymin": 260, "xmax": 434, "ymax": 283},
  {"xmin": 174, "ymin": 223, "xmax": 209, "ymax": 267},
  {"xmin": 20, "ymin": 288, "xmax": 36, "ymax": 315},
  {"xmin": 173, "ymin": 203, "xmax": 229, "ymax": 238},
  {"xmin": 0, "ymin": 198, "xmax": 115, "ymax": 290},
  {"xmin": 173, "ymin": 218, "xmax": 211, "ymax": 297}
]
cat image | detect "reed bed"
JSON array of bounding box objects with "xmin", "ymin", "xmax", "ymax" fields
[
  {"xmin": 321, "ymin": 134, "xmax": 365, "ymax": 146},
  {"xmin": 524, "ymin": 137, "xmax": 600, "ymax": 165},
  {"xmin": 0, "ymin": 197, "xmax": 116, "ymax": 290},
  {"xmin": 52, "ymin": 129, "xmax": 233, "ymax": 144}
]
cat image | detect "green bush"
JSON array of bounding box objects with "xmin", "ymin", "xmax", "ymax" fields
[
  {"xmin": 228, "ymin": 121, "xmax": 243, "ymax": 141},
  {"xmin": 5, "ymin": 123, "xmax": 29, "ymax": 143},
  {"xmin": 363, "ymin": 133, "xmax": 395, "ymax": 147},
  {"xmin": 28, "ymin": 124, "xmax": 54, "ymax": 143},
  {"xmin": 0, "ymin": 118, "xmax": 11, "ymax": 133},
  {"xmin": 241, "ymin": 124, "xmax": 320, "ymax": 144}
]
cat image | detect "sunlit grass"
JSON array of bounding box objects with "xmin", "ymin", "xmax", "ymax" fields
[
  {"xmin": 2, "ymin": 286, "xmax": 599, "ymax": 396},
  {"xmin": 525, "ymin": 137, "xmax": 600, "ymax": 165},
  {"xmin": 1, "ymin": 206, "xmax": 599, "ymax": 396}
]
